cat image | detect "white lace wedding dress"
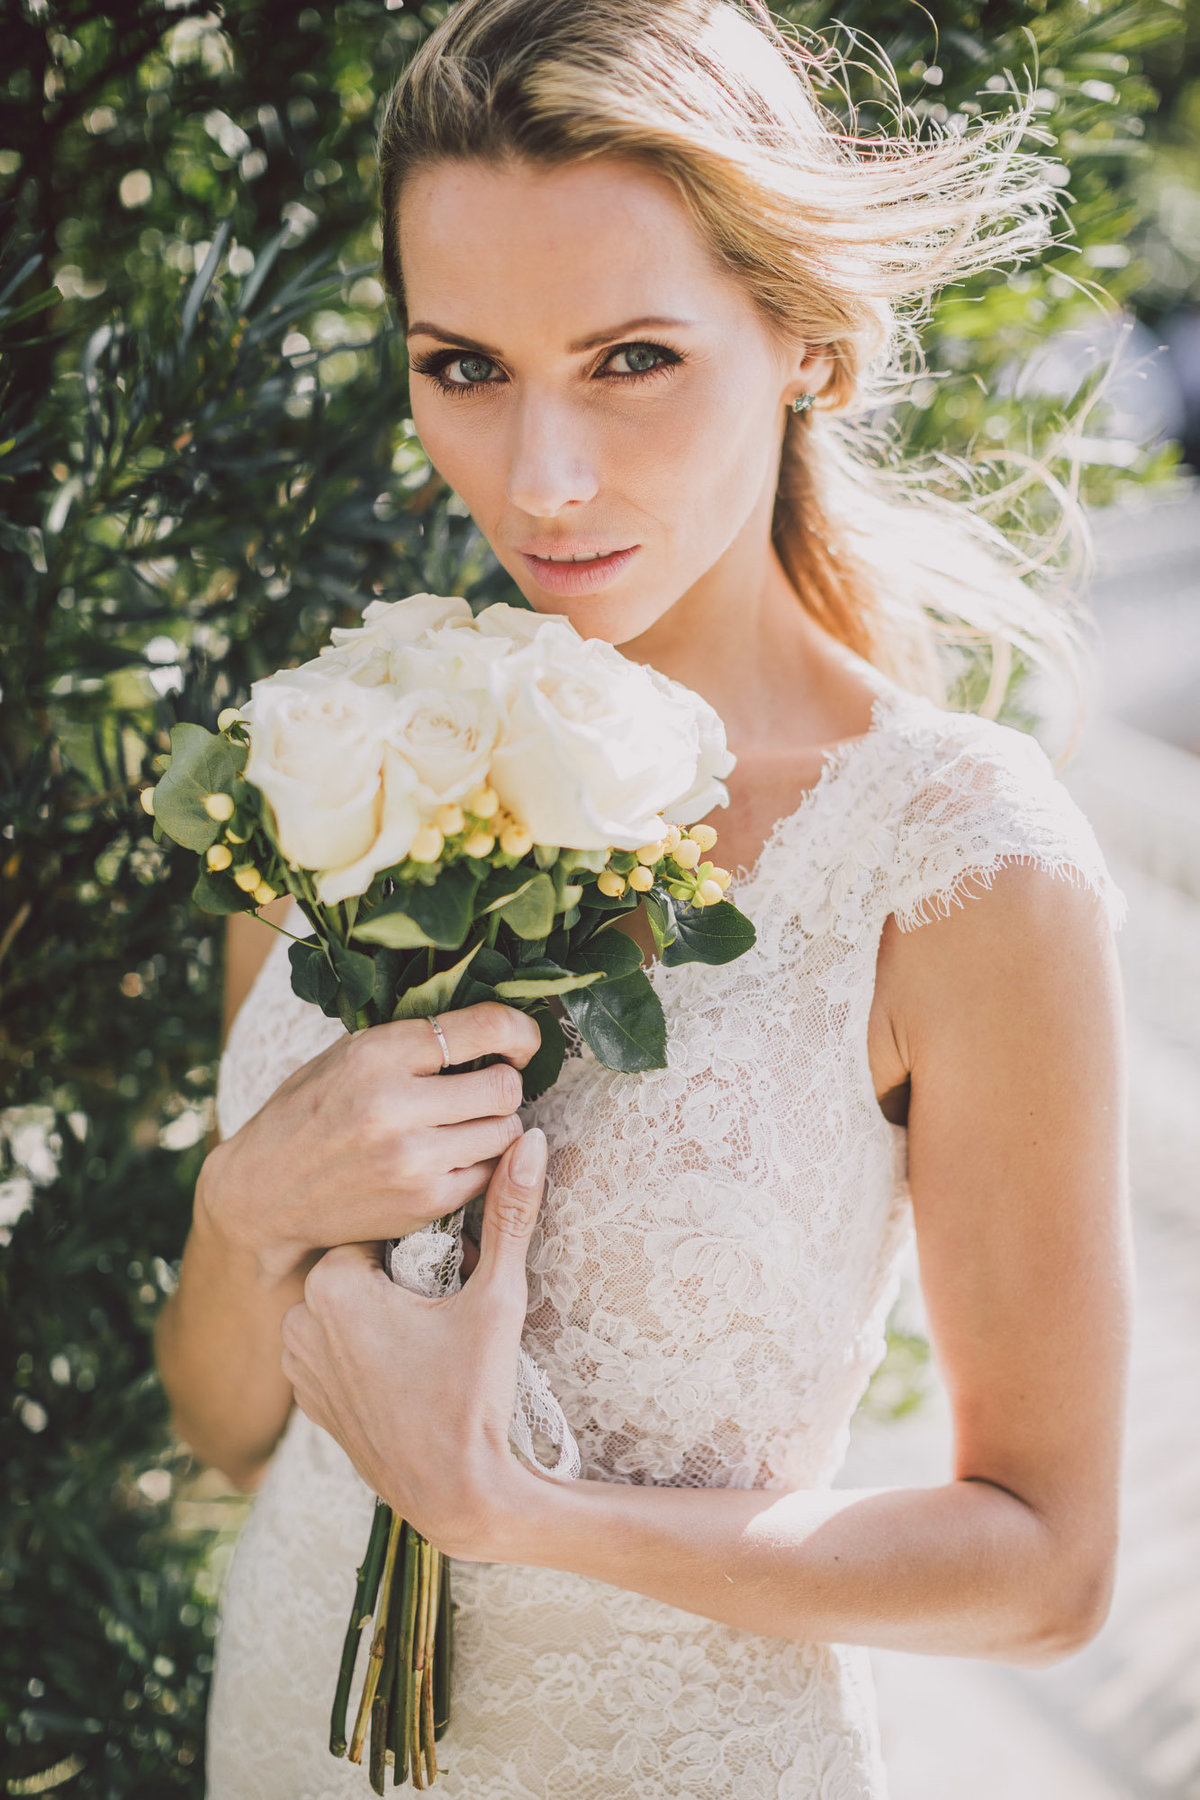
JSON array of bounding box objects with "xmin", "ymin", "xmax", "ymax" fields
[{"xmin": 204, "ymin": 656, "xmax": 1127, "ymax": 1799}]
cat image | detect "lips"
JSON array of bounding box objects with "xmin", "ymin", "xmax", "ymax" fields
[{"xmin": 517, "ymin": 544, "xmax": 640, "ymax": 596}]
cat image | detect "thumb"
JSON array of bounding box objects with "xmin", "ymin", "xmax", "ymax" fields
[{"xmin": 475, "ymin": 1127, "xmax": 547, "ymax": 1288}]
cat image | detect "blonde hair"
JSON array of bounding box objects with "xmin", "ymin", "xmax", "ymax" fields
[{"xmin": 377, "ymin": 0, "xmax": 1091, "ymax": 745}]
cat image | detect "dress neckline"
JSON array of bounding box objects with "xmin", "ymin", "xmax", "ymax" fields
[{"xmin": 723, "ymin": 656, "xmax": 915, "ymax": 901}]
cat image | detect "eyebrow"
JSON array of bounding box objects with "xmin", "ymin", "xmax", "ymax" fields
[{"xmin": 405, "ymin": 316, "xmax": 698, "ymax": 355}]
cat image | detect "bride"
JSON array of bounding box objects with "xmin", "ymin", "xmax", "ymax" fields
[{"xmin": 155, "ymin": 0, "xmax": 1132, "ymax": 1794}]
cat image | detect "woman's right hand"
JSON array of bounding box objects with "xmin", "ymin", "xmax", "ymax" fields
[{"xmin": 197, "ymin": 1001, "xmax": 542, "ymax": 1285}]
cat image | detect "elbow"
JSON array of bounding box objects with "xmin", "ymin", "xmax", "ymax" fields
[{"xmin": 1019, "ymin": 1545, "xmax": 1117, "ymax": 1667}]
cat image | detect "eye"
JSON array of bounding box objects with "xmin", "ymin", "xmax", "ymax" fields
[
  {"xmin": 604, "ymin": 342, "xmax": 675, "ymax": 378},
  {"xmin": 409, "ymin": 348, "xmax": 500, "ymax": 394}
]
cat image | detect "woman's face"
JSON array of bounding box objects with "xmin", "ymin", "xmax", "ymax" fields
[{"xmin": 397, "ymin": 154, "xmax": 807, "ymax": 646}]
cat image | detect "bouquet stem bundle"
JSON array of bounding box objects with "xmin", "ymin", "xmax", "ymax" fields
[{"xmin": 331, "ymin": 1499, "xmax": 450, "ymax": 1789}]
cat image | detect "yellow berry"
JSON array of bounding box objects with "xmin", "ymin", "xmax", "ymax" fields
[
  {"xmin": 139, "ymin": 786, "xmax": 156, "ymax": 816},
  {"xmin": 711, "ymin": 865, "xmax": 732, "ymax": 890},
  {"xmin": 233, "ymin": 864, "xmax": 261, "ymax": 892},
  {"xmin": 696, "ymin": 879, "xmax": 724, "ymax": 906},
  {"xmin": 672, "ymin": 838, "xmax": 701, "ymax": 870},
  {"xmin": 467, "ymin": 784, "xmax": 500, "ymax": 819},
  {"xmin": 664, "ymin": 824, "xmax": 683, "ymax": 850},
  {"xmin": 225, "ymin": 826, "xmax": 247, "ymax": 844},
  {"xmin": 433, "ymin": 802, "xmax": 465, "ymax": 837},
  {"xmin": 597, "ymin": 870, "xmax": 626, "ymax": 898},
  {"xmin": 204, "ymin": 792, "xmax": 235, "ymax": 822},
  {"xmin": 206, "ymin": 843, "xmax": 233, "ymax": 871},
  {"xmin": 409, "ymin": 825, "xmax": 444, "ymax": 863},
  {"xmin": 253, "ymin": 881, "xmax": 278, "ymax": 906},
  {"xmin": 499, "ymin": 822, "xmax": 533, "ymax": 858},
  {"xmin": 627, "ymin": 864, "xmax": 654, "ymax": 892},
  {"xmin": 689, "ymin": 823, "xmax": 719, "ymax": 852},
  {"xmin": 462, "ymin": 828, "xmax": 496, "ymax": 857},
  {"xmin": 635, "ymin": 839, "xmax": 666, "ymax": 865},
  {"xmin": 216, "ymin": 707, "xmax": 243, "ymax": 732}
]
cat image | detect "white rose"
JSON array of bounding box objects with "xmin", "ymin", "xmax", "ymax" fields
[
  {"xmin": 242, "ymin": 670, "xmax": 421, "ymax": 899},
  {"xmin": 473, "ymin": 600, "xmax": 556, "ymax": 647},
  {"xmin": 311, "ymin": 593, "xmax": 475, "ymax": 687},
  {"xmin": 383, "ymin": 676, "xmax": 501, "ymax": 810},
  {"xmin": 313, "ymin": 745, "xmax": 423, "ymax": 905},
  {"xmin": 640, "ymin": 663, "xmax": 736, "ymax": 825},
  {"xmin": 485, "ymin": 623, "xmax": 735, "ymax": 849}
]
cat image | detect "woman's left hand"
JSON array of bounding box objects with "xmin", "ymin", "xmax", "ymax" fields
[{"xmin": 279, "ymin": 1126, "xmax": 548, "ymax": 1561}]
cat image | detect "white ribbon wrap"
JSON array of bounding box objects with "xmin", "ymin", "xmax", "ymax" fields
[{"xmin": 387, "ymin": 1213, "xmax": 581, "ymax": 1483}]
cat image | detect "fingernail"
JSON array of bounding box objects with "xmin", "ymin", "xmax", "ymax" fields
[{"xmin": 509, "ymin": 1125, "xmax": 546, "ymax": 1188}]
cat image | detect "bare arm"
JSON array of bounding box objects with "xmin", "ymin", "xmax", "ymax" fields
[
  {"xmin": 282, "ymin": 861, "xmax": 1132, "ymax": 1664},
  {"xmin": 154, "ymin": 904, "xmax": 311, "ymax": 1492}
]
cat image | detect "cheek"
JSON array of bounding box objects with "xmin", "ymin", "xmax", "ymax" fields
[
  {"xmin": 410, "ymin": 393, "xmax": 508, "ymax": 523},
  {"xmin": 634, "ymin": 367, "xmax": 779, "ymax": 552}
]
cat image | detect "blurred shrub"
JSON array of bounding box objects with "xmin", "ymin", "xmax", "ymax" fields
[{"xmin": 0, "ymin": 0, "xmax": 1185, "ymax": 1792}]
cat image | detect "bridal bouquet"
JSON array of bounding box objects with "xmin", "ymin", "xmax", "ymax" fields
[{"xmin": 143, "ymin": 592, "xmax": 756, "ymax": 1790}]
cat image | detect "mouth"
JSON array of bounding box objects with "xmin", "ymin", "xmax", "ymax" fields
[{"xmin": 516, "ymin": 543, "xmax": 640, "ymax": 595}]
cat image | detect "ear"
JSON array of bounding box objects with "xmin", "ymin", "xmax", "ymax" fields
[{"xmin": 787, "ymin": 346, "xmax": 834, "ymax": 407}]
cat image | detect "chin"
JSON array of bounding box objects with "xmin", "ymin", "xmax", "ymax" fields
[{"xmin": 512, "ymin": 585, "xmax": 676, "ymax": 648}]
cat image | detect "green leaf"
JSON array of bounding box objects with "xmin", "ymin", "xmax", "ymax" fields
[
  {"xmin": 521, "ymin": 1005, "xmax": 566, "ymax": 1102},
  {"xmin": 642, "ymin": 891, "xmax": 677, "ymax": 956},
  {"xmin": 562, "ymin": 963, "xmax": 667, "ymax": 1072},
  {"xmin": 561, "ymin": 931, "xmax": 666, "ymax": 1071},
  {"xmin": 329, "ymin": 936, "xmax": 375, "ymax": 1013},
  {"xmin": 191, "ymin": 868, "xmax": 254, "ymax": 915},
  {"xmin": 470, "ymin": 945, "xmax": 514, "ymax": 986},
  {"xmin": 495, "ymin": 871, "xmax": 556, "ymax": 939},
  {"xmin": 494, "ymin": 961, "xmax": 607, "ymax": 1000},
  {"xmin": 661, "ymin": 899, "xmax": 757, "ymax": 967},
  {"xmin": 153, "ymin": 724, "xmax": 237, "ymax": 853},
  {"xmin": 391, "ymin": 942, "xmax": 483, "ymax": 1022},
  {"xmin": 353, "ymin": 864, "xmax": 479, "ymax": 950},
  {"xmin": 289, "ymin": 938, "xmax": 338, "ymax": 1011},
  {"xmin": 478, "ymin": 871, "xmax": 537, "ymax": 914}
]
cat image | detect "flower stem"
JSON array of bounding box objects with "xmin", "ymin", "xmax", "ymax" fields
[
  {"xmin": 330, "ymin": 1499, "xmax": 391, "ymax": 1757},
  {"xmin": 390, "ymin": 1522, "xmax": 420, "ymax": 1786},
  {"xmin": 433, "ymin": 1553, "xmax": 451, "ymax": 1741},
  {"xmin": 348, "ymin": 1510, "xmax": 404, "ymax": 1765}
]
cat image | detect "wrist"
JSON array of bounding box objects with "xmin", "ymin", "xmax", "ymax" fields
[
  {"xmin": 194, "ymin": 1141, "xmax": 316, "ymax": 1290},
  {"xmin": 466, "ymin": 1458, "xmax": 579, "ymax": 1568}
]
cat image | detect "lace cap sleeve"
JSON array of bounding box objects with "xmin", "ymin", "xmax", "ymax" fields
[{"xmin": 888, "ymin": 710, "xmax": 1129, "ymax": 936}]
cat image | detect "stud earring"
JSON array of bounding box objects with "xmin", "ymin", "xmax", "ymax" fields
[{"xmin": 790, "ymin": 393, "xmax": 816, "ymax": 415}]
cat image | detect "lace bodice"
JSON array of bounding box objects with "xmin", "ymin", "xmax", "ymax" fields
[{"xmin": 206, "ymin": 660, "xmax": 1126, "ymax": 1799}]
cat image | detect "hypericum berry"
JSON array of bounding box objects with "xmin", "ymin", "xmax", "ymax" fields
[
  {"xmin": 206, "ymin": 843, "xmax": 233, "ymax": 871},
  {"xmin": 689, "ymin": 822, "xmax": 718, "ymax": 852},
  {"xmin": 252, "ymin": 881, "xmax": 278, "ymax": 906},
  {"xmin": 466, "ymin": 784, "xmax": 500, "ymax": 819},
  {"xmin": 597, "ymin": 870, "xmax": 626, "ymax": 898},
  {"xmin": 462, "ymin": 828, "xmax": 495, "ymax": 858},
  {"xmin": 216, "ymin": 707, "xmax": 243, "ymax": 732},
  {"xmin": 664, "ymin": 824, "xmax": 683, "ymax": 850},
  {"xmin": 233, "ymin": 864, "xmax": 261, "ymax": 892},
  {"xmin": 499, "ymin": 822, "xmax": 533, "ymax": 858},
  {"xmin": 672, "ymin": 838, "xmax": 702, "ymax": 870},
  {"xmin": 635, "ymin": 839, "xmax": 666, "ymax": 865},
  {"xmin": 139, "ymin": 787, "xmax": 156, "ymax": 816},
  {"xmin": 225, "ymin": 826, "xmax": 248, "ymax": 844},
  {"xmin": 409, "ymin": 825, "xmax": 445, "ymax": 863},
  {"xmin": 434, "ymin": 802, "xmax": 465, "ymax": 836},
  {"xmin": 204, "ymin": 792, "xmax": 235, "ymax": 822},
  {"xmin": 627, "ymin": 864, "xmax": 654, "ymax": 892},
  {"xmin": 711, "ymin": 865, "xmax": 732, "ymax": 890},
  {"xmin": 695, "ymin": 879, "xmax": 725, "ymax": 906}
]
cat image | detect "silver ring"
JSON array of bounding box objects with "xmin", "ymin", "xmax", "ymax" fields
[{"xmin": 427, "ymin": 1014, "xmax": 452, "ymax": 1069}]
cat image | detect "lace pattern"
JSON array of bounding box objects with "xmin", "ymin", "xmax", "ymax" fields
[{"xmin": 206, "ymin": 658, "xmax": 1125, "ymax": 1798}]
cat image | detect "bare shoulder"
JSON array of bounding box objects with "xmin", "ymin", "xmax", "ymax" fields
[
  {"xmin": 222, "ymin": 897, "xmax": 294, "ymax": 1047},
  {"xmin": 882, "ymin": 856, "xmax": 1123, "ymax": 1075}
]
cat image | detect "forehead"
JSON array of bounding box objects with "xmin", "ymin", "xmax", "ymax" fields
[{"xmin": 396, "ymin": 155, "xmax": 736, "ymax": 335}]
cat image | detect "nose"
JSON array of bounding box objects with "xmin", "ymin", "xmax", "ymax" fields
[{"xmin": 504, "ymin": 390, "xmax": 600, "ymax": 516}]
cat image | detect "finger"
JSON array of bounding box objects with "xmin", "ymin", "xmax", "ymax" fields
[
  {"xmin": 303, "ymin": 1238, "xmax": 391, "ymax": 1310},
  {"xmin": 378, "ymin": 1001, "xmax": 543, "ymax": 1077},
  {"xmin": 474, "ymin": 1127, "xmax": 547, "ymax": 1289},
  {"xmin": 403, "ymin": 1113, "xmax": 523, "ymax": 1177},
  {"xmin": 417, "ymin": 1060, "xmax": 525, "ymax": 1127},
  {"xmin": 430, "ymin": 1157, "xmax": 503, "ymax": 1214}
]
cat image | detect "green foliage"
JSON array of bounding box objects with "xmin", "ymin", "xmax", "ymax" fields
[{"xmin": 0, "ymin": 0, "xmax": 1188, "ymax": 1791}]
